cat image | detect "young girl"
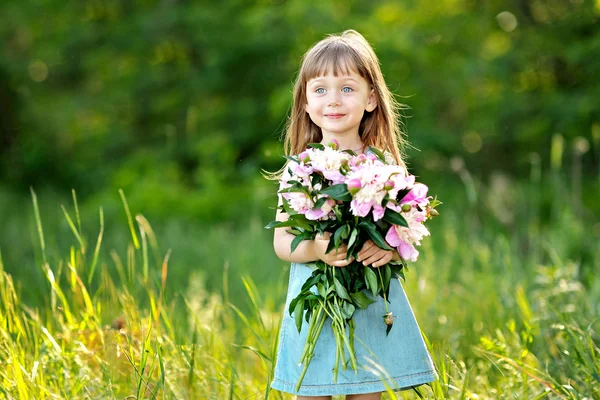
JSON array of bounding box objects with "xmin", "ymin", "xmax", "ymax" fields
[{"xmin": 270, "ymin": 30, "xmax": 438, "ymax": 399}]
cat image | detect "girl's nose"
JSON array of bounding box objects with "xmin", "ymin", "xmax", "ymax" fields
[{"xmin": 328, "ymin": 93, "xmax": 341, "ymax": 107}]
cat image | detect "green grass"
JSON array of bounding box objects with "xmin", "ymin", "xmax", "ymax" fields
[{"xmin": 0, "ymin": 146, "xmax": 599, "ymax": 398}]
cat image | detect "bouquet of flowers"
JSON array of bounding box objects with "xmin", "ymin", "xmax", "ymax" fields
[{"xmin": 266, "ymin": 140, "xmax": 441, "ymax": 390}]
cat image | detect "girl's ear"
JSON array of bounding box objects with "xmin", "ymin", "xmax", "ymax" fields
[{"xmin": 366, "ymin": 88, "xmax": 378, "ymax": 112}]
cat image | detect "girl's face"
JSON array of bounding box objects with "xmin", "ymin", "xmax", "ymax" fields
[{"xmin": 305, "ymin": 68, "xmax": 377, "ymax": 140}]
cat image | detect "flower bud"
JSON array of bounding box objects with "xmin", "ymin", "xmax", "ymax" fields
[
  {"xmin": 328, "ymin": 139, "xmax": 339, "ymax": 150},
  {"xmin": 384, "ymin": 180, "xmax": 395, "ymax": 191},
  {"xmin": 383, "ymin": 312, "xmax": 394, "ymax": 326},
  {"xmin": 299, "ymin": 151, "xmax": 310, "ymax": 164},
  {"xmin": 347, "ymin": 178, "xmax": 362, "ymax": 195},
  {"xmin": 429, "ymin": 208, "xmax": 439, "ymax": 217},
  {"xmin": 401, "ymin": 203, "xmax": 412, "ymax": 212},
  {"xmin": 354, "ymin": 154, "xmax": 367, "ymax": 166}
]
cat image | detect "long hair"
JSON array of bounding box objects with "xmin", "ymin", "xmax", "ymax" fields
[{"xmin": 266, "ymin": 29, "xmax": 410, "ymax": 180}]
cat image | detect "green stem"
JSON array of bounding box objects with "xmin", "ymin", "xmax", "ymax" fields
[
  {"xmin": 331, "ymin": 297, "xmax": 357, "ymax": 372},
  {"xmin": 298, "ymin": 305, "xmax": 323, "ymax": 364},
  {"xmin": 333, "ymin": 326, "xmax": 341, "ymax": 382},
  {"xmin": 295, "ymin": 308, "xmax": 327, "ymax": 392},
  {"xmin": 338, "ymin": 321, "xmax": 358, "ymax": 372},
  {"xmin": 348, "ymin": 317, "xmax": 356, "ymax": 372}
]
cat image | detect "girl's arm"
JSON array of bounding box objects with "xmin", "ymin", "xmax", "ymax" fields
[
  {"xmin": 272, "ymin": 193, "xmax": 319, "ymax": 263},
  {"xmin": 273, "ymin": 192, "xmax": 354, "ymax": 267}
]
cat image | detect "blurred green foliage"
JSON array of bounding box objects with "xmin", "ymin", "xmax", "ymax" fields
[
  {"xmin": 1, "ymin": 1, "xmax": 599, "ymax": 312},
  {"xmin": 1, "ymin": 1, "xmax": 599, "ymax": 221}
]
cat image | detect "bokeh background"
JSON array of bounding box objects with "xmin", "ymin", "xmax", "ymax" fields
[{"xmin": 0, "ymin": 1, "xmax": 599, "ymax": 398}]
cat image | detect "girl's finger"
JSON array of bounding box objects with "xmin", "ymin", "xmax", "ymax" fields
[
  {"xmin": 358, "ymin": 240, "xmax": 376, "ymax": 255},
  {"xmin": 362, "ymin": 251, "xmax": 389, "ymax": 266},
  {"xmin": 333, "ymin": 257, "xmax": 353, "ymax": 267},
  {"xmin": 372, "ymin": 253, "xmax": 393, "ymax": 268},
  {"xmin": 358, "ymin": 244, "xmax": 379, "ymax": 262}
]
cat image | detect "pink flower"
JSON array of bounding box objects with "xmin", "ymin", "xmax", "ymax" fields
[
  {"xmin": 400, "ymin": 183, "xmax": 429, "ymax": 207},
  {"xmin": 372, "ymin": 204, "xmax": 386, "ymax": 221},
  {"xmin": 384, "ymin": 207, "xmax": 430, "ymax": 262},
  {"xmin": 308, "ymin": 146, "xmax": 351, "ymax": 183},
  {"xmin": 293, "ymin": 163, "xmax": 314, "ymax": 178},
  {"xmin": 283, "ymin": 192, "xmax": 314, "ymax": 214},
  {"xmin": 305, "ymin": 198, "xmax": 336, "ymax": 220},
  {"xmin": 385, "ymin": 228, "xmax": 419, "ymax": 262},
  {"xmin": 350, "ymin": 199, "xmax": 373, "ymax": 217}
]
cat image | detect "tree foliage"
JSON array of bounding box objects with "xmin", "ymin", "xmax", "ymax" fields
[{"xmin": 0, "ymin": 0, "xmax": 598, "ymax": 220}]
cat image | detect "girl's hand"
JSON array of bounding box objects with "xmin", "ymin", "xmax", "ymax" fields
[
  {"xmin": 313, "ymin": 232, "xmax": 354, "ymax": 267},
  {"xmin": 357, "ymin": 240, "xmax": 396, "ymax": 268}
]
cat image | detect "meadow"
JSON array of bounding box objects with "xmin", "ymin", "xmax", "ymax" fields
[{"xmin": 0, "ymin": 140, "xmax": 598, "ymax": 400}]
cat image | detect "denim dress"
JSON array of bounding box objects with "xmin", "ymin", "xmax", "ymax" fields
[{"xmin": 270, "ymin": 262, "xmax": 438, "ymax": 396}]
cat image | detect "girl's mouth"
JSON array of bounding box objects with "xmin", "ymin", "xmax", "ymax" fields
[{"xmin": 325, "ymin": 114, "xmax": 345, "ymax": 119}]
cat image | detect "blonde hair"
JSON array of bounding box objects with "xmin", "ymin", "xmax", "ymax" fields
[{"xmin": 266, "ymin": 29, "xmax": 410, "ymax": 179}]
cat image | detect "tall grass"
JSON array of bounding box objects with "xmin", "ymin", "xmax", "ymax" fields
[{"xmin": 0, "ymin": 136, "xmax": 598, "ymax": 398}]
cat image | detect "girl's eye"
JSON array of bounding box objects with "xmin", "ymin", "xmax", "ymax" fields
[
  {"xmin": 342, "ymin": 87, "xmax": 353, "ymax": 93},
  {"xmin": 316, "ymin": 88, "xmax": 326, "ymax": 94}
]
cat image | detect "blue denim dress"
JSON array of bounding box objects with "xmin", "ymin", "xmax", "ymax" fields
[{"xmin": 270, "ymin": 262, "xmax": 438, "ymax": 396}]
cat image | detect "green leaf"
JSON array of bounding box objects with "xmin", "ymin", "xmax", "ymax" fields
[
  {"xmin": 358, "ymin": 221, "xmax": 393, "ymax": 250},
  {"xmin": 279, "ymin": 185, "xmax": 307, "ymax": 195},
  {"xmin": 383, "ymin": 265, "xmax": 392, "ymax": 292},
  {"xmin": 333, "ymin": 225, "xmax": 347, "ymax": 248},
  {"xmin": 283, "ymin": 155, "xmax": 299, "ymax": 164},
  {"xmin": 325, "ymin": 234, "xmax": 337, "ymax": 255},
  {"xmin": 320, "ymin": 184, "xmax": 352, "ymax": 201},
  {"xmin": 289, "ymin": 296, "xmax": 300, "ymax": 316},
  {"xmin": 291, "ymin": 232, "xmax": 310, "ymax": 253},
  {"xmin": 313, "ymin": 196, "xmax": 328, "ymax": 209},
  {"xmin": 396, "ymin": 267, "xmax": 406, "ymax": 282},
  {"xmin": 264, "ymin": 220, "xmax": 301, "ymax": 229},
  {"xmin": 294, "ymin": 299, "xmax": 304, "ymax": 333},
  {"xmin": 308, "ymin": 143, "xmax": 325, "ymax": 150},
  {"xmin": 364, "ymin": 266, "xmax": 378, "ymax": 297},
  {"xmin": 301, "ymin": 273, "xmax": 322, "ymax": 292},
  {"xmin": 341, "ymin": 224, "xmax": 350, "ymax": 240},
  {"xmin": 368, "ymin": 146, "xmax": 386, "ymax": 162},
  {"xmin": 395, "ymin": 188, "xmax": 411, "ymax": 202},
  {"xmin": 341, "ymin": 301, "xmax": 355, "ymax": 320},
  {"xmin": 383, "ymin": 209, "xmax": 409, "ymax": 227},
  {"xmin": 347, "ymin": 227, "xmax": 358, "ymax": 249},
  {"xmin": 333, "ymin": 277, "xmax": 351, "ymax": 301},
  {"xmin": 289, "ymin": 214, "xmax": 315, "ymax": 231},
  {"xmin": 350, "ymin": 292, "xmax": 375, "ymax": 309},
  {"xmin": 339, "ymin": 266, "xmax": 351, "ymax": 286},
  {"xmin": 317, "ymin": 283, "xmax": 326, "ymax": 298}
]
